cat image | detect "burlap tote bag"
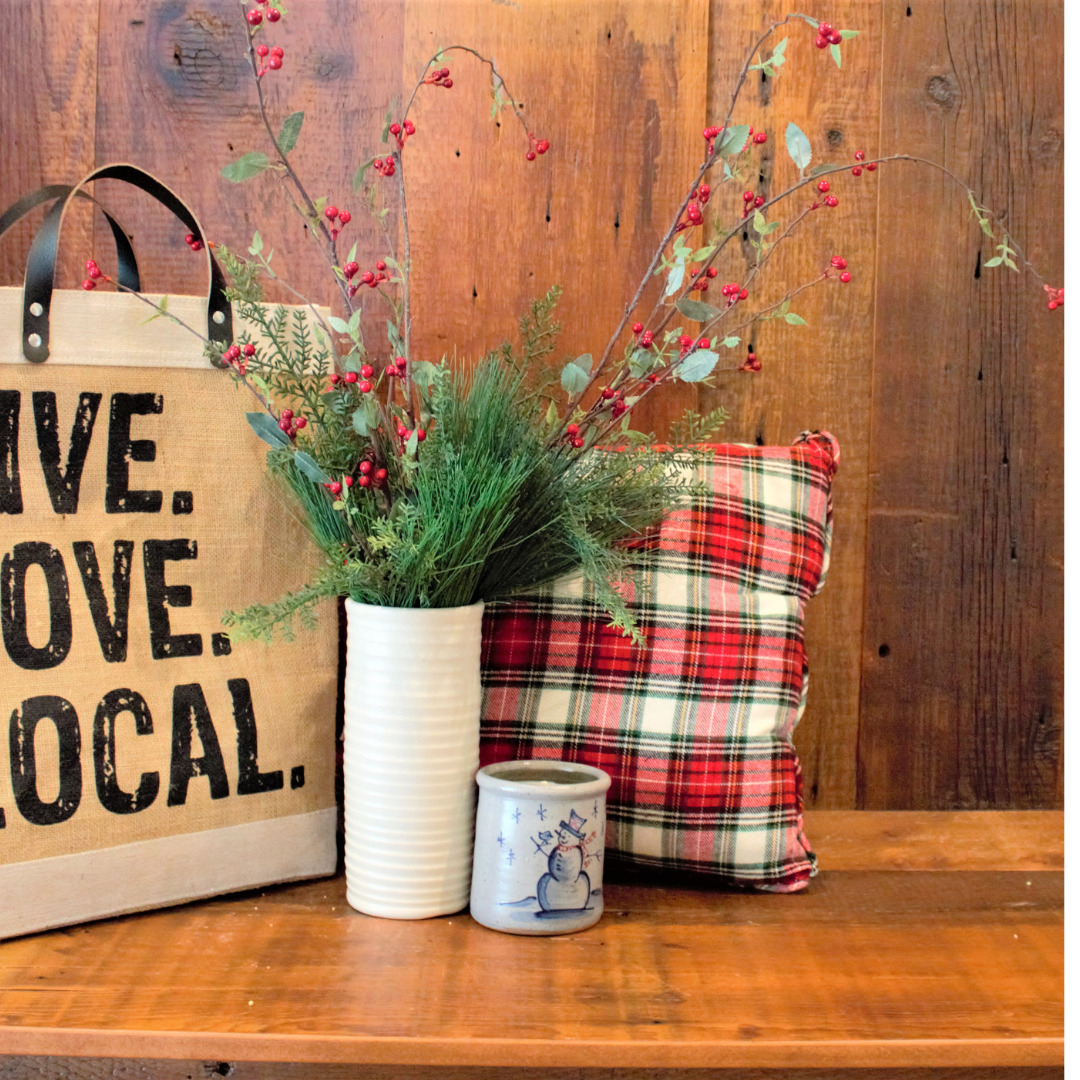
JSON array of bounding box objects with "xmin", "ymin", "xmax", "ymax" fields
[{"xmin": 0, "ymin": 165, "xmax": 338, "ymax": 939}]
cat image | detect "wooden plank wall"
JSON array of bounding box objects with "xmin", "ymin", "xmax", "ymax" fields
[{"xmin": 0, "ymin": 0, "xmax": 1062, "ymax": 810}]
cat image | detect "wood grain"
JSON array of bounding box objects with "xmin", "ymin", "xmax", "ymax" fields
[
  {"xmin": 0, "ymin": 1062, "xmax": 1065, "ymax": 1080},
  {"xmin": 857, "ymin": 0, "xmax": 1064, "ymax": 809},
  {"xmin": 0, "ymin": 1, "xmax": 1064, "ymax": 811},
  {"xmin": 90, "ymin": 0, "xmax": 403, "ymax": 319},
  {"xmin": 0, "ymin": 814, "xmax": 1062, "ymax": 1069},
  {"xmin": 401, "ymin": 0, "xmax": 708, "ymax": 436},
  {"xmin": 804, "ymin": 809, "xmax": 1063, "ymax": 870},
  {"xmin": 0, "ymin": 0, "xmax": 99, "ymax": 288},
  {"xmin": 702, "ymin": 0, "xmax": 884, "ymax": 809}
]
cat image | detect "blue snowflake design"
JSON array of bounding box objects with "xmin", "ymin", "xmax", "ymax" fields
[
  {"xmin": 537, "ymin": 804, "xmax": 548, "ymax": 821},
  {"xmin": 496, "ymin": 833, "xmax": 505, "ymax": 847},
  {"xmin": 506, "ymin": 848, "xmax": 515, "ymax": 865},
  {"xmin": 510, "ymin": 807, "xmax": 522, "ymax": 823}
]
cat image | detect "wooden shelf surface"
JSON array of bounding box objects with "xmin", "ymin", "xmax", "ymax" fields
[{"xmin": 0, "ymin": 811, "xmax": 1062, "ymax": 1069}]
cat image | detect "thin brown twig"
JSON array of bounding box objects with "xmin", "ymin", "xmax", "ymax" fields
[
  {"xmin": 240, "ymin": 3, "xmax": 354, "ymax": 313},
  {"xmin": 113, "ymin": 281, "xmax": 273, "ymax": 413},
  {"xmin": 573, "ymin": 14, "xmax": 803, "ymax": 412}
]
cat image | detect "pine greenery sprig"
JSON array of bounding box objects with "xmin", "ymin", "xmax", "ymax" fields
[{"xmin": 223, "ymin": 310, "xmax": 704, "ymax": 646}]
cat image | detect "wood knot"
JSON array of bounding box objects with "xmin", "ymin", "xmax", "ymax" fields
[{"xmin": 926, "ymin": 74, "xmax": 959, "ymax": 109}]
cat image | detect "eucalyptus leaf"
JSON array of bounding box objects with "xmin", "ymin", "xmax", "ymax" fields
[
  {"xmin": 983, "ymin": 256, "xmax": 1003, "ymax": 267},
  {"xmin": 411, "ymin": 360, "xmax": 439, "ymax": 386},
  {"xmin": 784, "ymin": 312, "xmax": 808, "ymax": 326},
  {"xmin": 676, "ymin": 297, "xmax": 721, "ymax": 322},
  {"xmin": 629, "ymin": 348, "xmax": 655, "ymax": 378},
  {"xmin": 222, "ymin": 152, "xmax": 270, "ymax": 183},
  {"xmin": 676, "ymin": 349, "xmax": 720, "ymax": 383},
  {"xmin": 387, "ymin": 320, "xmax": 406, "ymax": 356},
  {"xmin": 830, "ymin": 43, "xmax": 842, "ymax": 68},
  {"xmin": 665, "ymin": 262, "xmax": 686, "ymax": 297},
  {"xmin": 329, "ymin": 316, "xmax": 351, "ymax": 335},
  {"xmin": 250, "ymin": 373, "xmax": 271, "ymax": 397},
  {"xmin": 561, "ymin": 360, "xmax": 590, "ymax": 395},
  {"xmin": 839, "ymin": 29, "xmax": 859, "ymax": 39},
  {"xmin": 249, "ymin": 231, "xmax": 264, "ymax": 256},
  {"xmin": 717, "ymin": 124, "xmax": 750, "ymax": 156},
  {"xmin": 277, "ymin": 111, "xmax": 304, "ymax": 154},
  {"xmin": 784, "ymin": 122, "xmax": 812, "ymax": 172},
  {"xmin": 721, "ymin": 336, "xmax": 740, "ymax": 348},
  {"xmin": 572, "ymin": 353, "xmax": 593, "ymax": 373},
  {"xmin": 692, "ymin": 245, "xmax": 716, "ymax": 261},
  {"xmin": 351, "ymin": 403, "xmax": 374, "ymax": 436},
  {"xmin": 405, "ymin": 429, "xmax": 419, "ymax": 456},
  {"xmin": 348, "ymin": 309, "xmax": 362, "ymax": 337},
  {"xmin": 293, "ymin": 451, "xmax": 331, "ymax": 484},
  {"xmin": 246, "ymin": 411, "xmax": 290, "ymax": 447},
  {"xmin": 352, "ymin": 157, "xmax": 376, "ymax": 192}
]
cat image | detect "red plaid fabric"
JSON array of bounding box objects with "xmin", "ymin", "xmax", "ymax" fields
[{"xmin": 480, "ymin": 432, "xmax": 838, "ymax": 892}]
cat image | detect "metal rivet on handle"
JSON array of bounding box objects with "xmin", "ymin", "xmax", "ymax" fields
[
  {"xmin": 27, "ymin": 333, "xmax": 41, "ymax": 348},
  {"xmin": 212, "ymin": 310, "xmax": 226, "ymax": 325},
  {"xmin": 29, "ymin": 302, "xmax": 43, "ymax": 317}
]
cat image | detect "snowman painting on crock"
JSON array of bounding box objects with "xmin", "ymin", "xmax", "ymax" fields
[
  {"xmin": 498, "ymin": 805, "xmax": 603, "ymax": 925},
  {"xmin": 537, "ymin": 811, "xmax": 593, "ymax": 912}
]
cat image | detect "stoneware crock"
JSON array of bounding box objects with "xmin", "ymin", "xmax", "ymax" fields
[{"xmin": 470, "ymin": 759, "xmax": 611, "ymax": 935}]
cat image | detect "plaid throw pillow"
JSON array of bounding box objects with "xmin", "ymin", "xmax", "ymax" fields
[{"xmin": 479, "ymin": 432, "xmax": 838, "ymax": 892}]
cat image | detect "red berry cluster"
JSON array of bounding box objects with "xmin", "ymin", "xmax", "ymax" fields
[
  {"xmin": 676, "ymin": 184, "xmax": 711, "ymax": 232},
  {"xmin": 814, "ymin": 21, "xmax": 842, "ymax": 48},
  {"xmin": 247, "ymin": 0, "xmax": 282, "ymax": 24},
  {"xmin": 423, "ymin": 66, "xmax": 453, "ymax": 89},
  {"xmin": 720, "ymin": 281, "xmax": 748, "ymax": 305},
  {"xmin": 741, "ymin": 126, "xmax": 768, "ymax": 151},
  {"xmin": 277, "ymin": 407, "xmax": 306, "ymax": 440},
  {"xmin": 741, "ymin": 351, "xmax": 761, "ymax": 373},
  {"xmin": 830, "ymin": 255, "xmax": 852, "ymax": 283},
  {"xmin": 388, "ymin": 120, "xmax": 416, "ymax": 151},
  {"xmin": 330, "ymin": 361, "xmax": 378, "ymax": 393},
  {"xmin": 563, "ymin": 422, "xmax": 585, "ymax": 449},
  {"xmin": 690, "ymin": 265, "xmax": 719, "ymax": 292},
  {"xmin": 395, "ymin": 421, "xmax": 427, "ymax": 449},
  {"xmin": 851, "ymin": 149, "xmax": 877, "ymax": 176},
  {"xmin": 373, "ymin": 156, "xmax": 396, "ymax": 178},
  {"xmin": 525, "ymin": 133, "xmax": 550, "ymax": 162},
  {"xmin": 742, "ymin": 189, "xmax": 766, "ymax": 218},
  {"xmin": 702, "ymin": 125, "xmax": 723, "ymax": 155},
  {"xmin": 223, "ymin": 341, "xmax": 257, "ymax": 376},
  {"xmin": 324, "ymin": 204, "xmax": 351, "ymax": 241},
  {"xmin": 184, "ymin": 232, "xmax": 204, "ymax": 252},
  {"xmin": 253, "ymin": 44, "xmax": 284, "ymax": 77},
  {"xmin": 346, "ymin": 260, "xmax": 390, "ymax": 298},
  {"xmin": 599, "ymin": 386, "xmax": 629, "ymax": 419},
  {"xmin": 81, "ymin": 258, "xmax": 105, "ymax": 291},
  {"xmin": 384, "ymin": 355, "xmax": 408, "ymax": 381},
  {"xmin": 1045, "ymin": 285, "xmax": 1064, "ymax": 311},
  {"xmin": 636, "ymin": 327, "xmax": 654, "ymax": 347}
]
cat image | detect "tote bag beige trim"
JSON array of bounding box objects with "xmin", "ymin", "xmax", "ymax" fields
[{"xmin": 0, "ymin": 168, "xmax": 338, "ymax": 938}]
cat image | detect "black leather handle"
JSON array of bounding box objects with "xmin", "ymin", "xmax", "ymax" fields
[
  {"xmin": 0, "ymin": 184, "xmax": 142, "ymax": 292},
  {"xmin": 21, "ymin": 164, "xmax": 233, "ymax": 363}
]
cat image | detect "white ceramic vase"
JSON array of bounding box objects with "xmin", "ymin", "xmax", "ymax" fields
[{"xmin": 342, "ymin": 599, "xmax": 484, "ymax": 919}]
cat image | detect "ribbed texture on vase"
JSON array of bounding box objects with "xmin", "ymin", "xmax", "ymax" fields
[{"xmin": 342, "ymin": 599, "xmax": 483, "ymax": 920}]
